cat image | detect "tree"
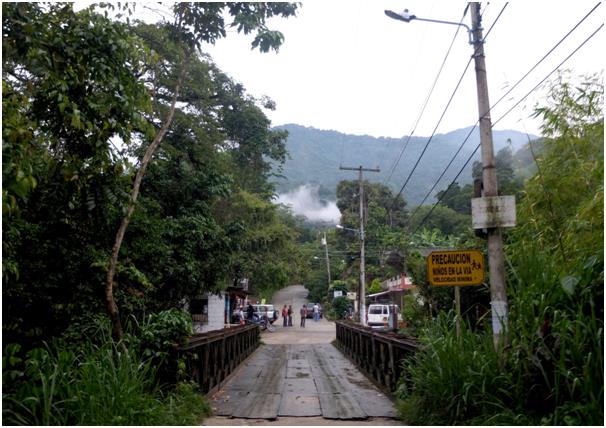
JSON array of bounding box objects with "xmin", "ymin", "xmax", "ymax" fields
[
  {"xmin": 105, "ymin": 3, "xmax": 299, "ymax": 340},
  {"xmin": 408, "ymin": 205, "xmax": 470, "ymax": 236},
  {"xmin": 2, "ymin": 3, "xmax": 302, "ymax": 346},
  {"xmin": 2, "ymin": 3, "xmax": 152, "ymax": 345},
  {"xmin": 436, "ymin": 182, "xmax": 474, "ymax": 214}
]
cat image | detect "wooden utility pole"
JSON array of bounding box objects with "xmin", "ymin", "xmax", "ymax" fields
[
  {"xmin": 339, "ymin": 165, "xmax": 380, "ymax": 326},
  {"xmin": 470, "ymin": 3, "xmax": 508, "ymax": 348}
]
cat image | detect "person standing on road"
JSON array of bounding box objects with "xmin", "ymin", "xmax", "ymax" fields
[
  {"xmin": 287, "ymin": 305, "xmax": 293, "ymax": 326},
  {"xmin": 246, "ymin": 303, "xmax": 254, "ymax": 321},
  {"xmin": 313, "ymin": 303, "xmax": 319, "ymax": 321},
  {"xmin": 282, "ymin": 305, "xmax": 288, "ymax": 327},
  {"xmin": 300, "ymin": 304, "xmax": 307, "ymax": 327}
]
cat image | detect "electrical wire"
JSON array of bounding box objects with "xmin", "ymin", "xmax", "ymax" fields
[
  {"xmin": 406, "ymin": 2, "xmax": 601, "ymax": 224},
  {"xmin": 382, "ymin": 5, "xmax": 470, "ymax": 186},
  {"xmin": 389, "ymin": 3, "xmax": 509, "ymax": 207},
  {"xmin": 410, "ymin": 21, "xmax": 604, "ymax": 235}
]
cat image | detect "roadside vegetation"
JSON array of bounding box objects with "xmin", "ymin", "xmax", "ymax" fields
[
  {"xmin": 302, "ymin": 72, "xmax": 602, "ymax": 425},
  {"xmin": 3, "ymin": 2, "xmax": 301, "ymax": 424},
  {"xmin": 395, "ymin": 72, "xmax": 603, "ymax": 425},
  {"xmin": 3, "ymin": 2, "xmax": 602, "ymax": 425}
]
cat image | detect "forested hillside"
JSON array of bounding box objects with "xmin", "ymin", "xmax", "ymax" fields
[{"xmin": 272, "ymin": 124, "xmax": 538, "ymax": 205}]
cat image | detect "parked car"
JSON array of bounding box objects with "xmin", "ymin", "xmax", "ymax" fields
[
  {"xmin": 253, "ymin": 304, "xmax": 278, "ymax": 323},
  {"xmin": 366, "ymin": 304, "xmax": 398, "ymax": 331}
]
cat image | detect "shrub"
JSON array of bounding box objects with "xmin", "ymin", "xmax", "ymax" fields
[
  {"xmin": 2, "ymin": 317, "xmax": 210, "ymax": 425},
  {"xmin": 396, "ymin": 313, "xmax": 516, "ymax": 425},
  {"xmin": 329, "ymin": 296, "xmax": 352, "ymax": 320}
]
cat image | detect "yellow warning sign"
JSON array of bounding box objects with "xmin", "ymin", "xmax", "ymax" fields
[{"xmin": 427, "ymin": 250, "xmax": 485, "ymax": 286}]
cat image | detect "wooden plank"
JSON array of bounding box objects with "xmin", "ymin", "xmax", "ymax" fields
[
  {"xmin": 350, "ymin": 389, "xmax": 397, "ymax": 418},
  {"xmin": 231, "ymin": 392, "xmax": 282, "ymax": 419},
  {"xmin": 283, "ymin": 377, "xmax": 317, "ymax": 394},
  {"xmin": 222, "ymin": 366, "xmax": 262, "ymax": 391},
  {"xmin": 209, "ymin": 390, "xmax": 249, "ymax": 416},
  {"xmin": 286, "ymin": 366, "xmax": 312, "ymax": 379},
  {"xmin": 318, "ymin": 392, "xmax": 367, "ymax": 420},
  {"xmin": 278, "ymin": 393, "xmax": 321, "ymax": 417}
]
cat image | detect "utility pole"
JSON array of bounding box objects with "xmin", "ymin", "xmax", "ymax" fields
[
  {"xmin": 322, "ymin": 231, "xmax": 331, "ymax": 287},
  {"xmin": 339, "ymin": 165, "xmax": 380, "ymax": 326},
  {"xmin": 470, "ymin": 3, "xmax": 508, "ymax": 348}
]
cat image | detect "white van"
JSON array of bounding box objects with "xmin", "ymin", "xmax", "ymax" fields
[{"xmin": 366, "ymin": 304, "xmax": 399, "ymax": 331}]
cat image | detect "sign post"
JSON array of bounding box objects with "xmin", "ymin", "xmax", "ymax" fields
[{"xmin": 427, "ymin": 250, "xmax": 485, "ymax": 338}]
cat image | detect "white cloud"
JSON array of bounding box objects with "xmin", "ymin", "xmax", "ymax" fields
[{"xmin": 275, "ymin": 185, "xmax": 341, "ymax": 223}]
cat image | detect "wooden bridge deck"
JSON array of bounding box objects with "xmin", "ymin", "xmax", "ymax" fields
[{"xmin": 208, "ymin": 343, "xmax": 397, "ymax": 421}]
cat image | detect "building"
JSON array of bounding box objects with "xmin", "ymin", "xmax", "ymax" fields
[
  {"xmin": 367, "ymin": 274, "xmax": 416, "ymax": 313},
  {"xmin": 189, "ymin": 278, "xmax": 251, "ymax": 333}
]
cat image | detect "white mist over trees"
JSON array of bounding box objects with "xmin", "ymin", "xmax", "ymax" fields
[{"xmin": 275, "ymin": 184, "xmax": 341, "ymax": 223}]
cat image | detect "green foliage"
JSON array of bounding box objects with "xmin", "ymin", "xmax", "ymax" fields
[
  {"xmin": 396, "ymin": 313, "xmax": 517, "ymax": 425},
  {"xmin": 436, "ymin": 182, "xmax": 474, "ymax": 214},
  {"xmin": 396, "ymin": 72, "xmax": 603, "ymax": 425},
  {"xmin": 368, "ymin": 278, "xmax": 382, "ymax": 294},
  {"xmin": 399, "ymin": 293, "xmax": 425, "ymax": 335},
  {"xmin": 2, "ymin": 339, "xmax": 211, "ymax": 425},
  {"xmin": 137, "ymin": 309, "xmax": 194, "ymax": 360},
  {"xmin": 329, "ymin": 296, "xmax": 352, "ymax": 320},
  {"xmin": 2, "ymin": 3, "xmax": 303, "ymax": 347},
  {"xmin": 330, "ymin": 280, "xmax": 349, "ymax": 293},
  {"xmin": 408, "ymin": 204, "xmax": 470, "ymax": 236}
]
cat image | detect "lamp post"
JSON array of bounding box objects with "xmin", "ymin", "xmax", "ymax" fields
[
  {"xmin": 337, "ymin": 224, "xmax": 366, "ymax": 326},
  {"xmin": 385, "ymin": 3, "xmax": 509, "ymax": 349}
]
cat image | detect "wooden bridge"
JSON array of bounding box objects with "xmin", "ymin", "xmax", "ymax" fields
[{"xmin": 178, "ymin": 316, "xmax": 418, "ymax": 423}]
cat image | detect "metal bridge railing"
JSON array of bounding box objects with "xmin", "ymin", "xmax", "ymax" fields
[
  {"xmin": 335, "ymin": 321, "xmax": 419, "ymax": 393},
  {"xmin": 178, "ymin": 324, "xmax": 259, "ymax": 394}
]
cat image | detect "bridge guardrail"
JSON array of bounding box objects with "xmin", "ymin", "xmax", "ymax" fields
[
  {"xmin": 335, "ymin": 321, "xmax": 419, "ymax": 393},
  {"xmin": 178, "ymin": 324, "xmax": 259, "ymax": 394}
]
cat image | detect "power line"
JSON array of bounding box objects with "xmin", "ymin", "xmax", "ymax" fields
[
  {"xmin": 492, "ymin": 23, "xmax": 603, "ymax": 128},
  {"xmin": 406, "ymin": 2, "xmax": 601, "ymax": 223},
  {"xmin": 390, "ymin": 4, "xmax": 509, "ymax": 207},
  {"xmin": 410, "ymin": 21, "xmax": 604, "ymax": 235},
  {"xmin": 383, "ymin": 5, "xmax": 470, "ymax": 186}
]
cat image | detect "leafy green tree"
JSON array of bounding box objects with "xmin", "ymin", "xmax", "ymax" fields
[
  {"xmin": 436, "ymin": 182, "xmax": 474, "ymax": 214},
  {"xmin": 2, "ymin": 3, "xmax": 152, "ymax": 345},
  {"xmin": 104, "ymin": 2, "xmax": 299, "ymax": 339},
  {"xmin": 408, "ymin": 204, "xmax": 470, "ymax": 236},
  {"xmin": 368, "ymin": 278, "xmax": 382, "ymax": 294}
]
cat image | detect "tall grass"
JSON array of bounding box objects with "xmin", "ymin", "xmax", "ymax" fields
[
  {"xmin": 396, "ymin": 313, "xmax": 524, "ymax": 425},
  {"xmin": 3, "ymin": 324, "xmax": 211, "ymax": 425},
  {"xmin": 396, "ymin": 246, "xmax": 603, "ymax": 425},
  {"xmin": 506, "ymin": 245, "xmax": 603, "ymax": 425}
]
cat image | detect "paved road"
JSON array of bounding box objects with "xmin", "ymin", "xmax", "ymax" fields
[{"xmin": 203, "ymin": 285, "xmax": 399, "ymax": 425}]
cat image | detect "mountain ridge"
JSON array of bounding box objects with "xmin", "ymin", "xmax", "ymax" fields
[{"xmin": 272, "ymin": 124, "xmax": 538, "ymax": 205}]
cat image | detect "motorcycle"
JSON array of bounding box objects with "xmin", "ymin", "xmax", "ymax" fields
[{"xmin": 245, "ymin": 314, "xmax": 275, "ymax": 332}]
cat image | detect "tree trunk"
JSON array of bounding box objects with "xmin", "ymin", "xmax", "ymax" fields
[{"xmin": 105, "ymin": 69, "xmax": 185, "ymax": 342}]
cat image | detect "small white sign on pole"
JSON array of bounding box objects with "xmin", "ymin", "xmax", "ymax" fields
[
  {"xmin": 346, "ymin": 292, "xmax": 357, "ymax": 301},
  {"xmin": 472, "ymin": 195, "xmax": 516, "ymax": 229},
  {"xmin": 334, "ymin": 290, "xmax": 343, "ymax": 298}
]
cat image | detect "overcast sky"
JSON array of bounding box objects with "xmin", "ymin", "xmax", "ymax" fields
[{"xmin": 201, "ymin": 1, "xmax": 603, "ymax": 139}]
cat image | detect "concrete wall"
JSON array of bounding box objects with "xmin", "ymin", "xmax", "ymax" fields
[{"xmin": 193, "ymin": 293, "xmax": 225, "ymax": 334}]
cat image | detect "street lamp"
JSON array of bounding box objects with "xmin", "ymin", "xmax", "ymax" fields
[
  {"xmin": 385, "ymin": 3, "xmax": 509, "ymax": 350},
  {"xmin": 384, "ymin": 8, "xmax": 472, "ymax": 43},
  {"xmin": 336, "ymin": 224, "xmax": 360, "ymax": 235}
]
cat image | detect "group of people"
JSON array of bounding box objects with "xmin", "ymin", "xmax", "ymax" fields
[
  {"xmin": 281, "ymin": 302, "xmax": 321, "ymax": 328},
  {"xmin": 281, "ymin": 304, "xmax": 294, "ymax": 327},
  {"xmin": 234, "ymin": 302, "xmax": 321, "ymax": 328}
]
